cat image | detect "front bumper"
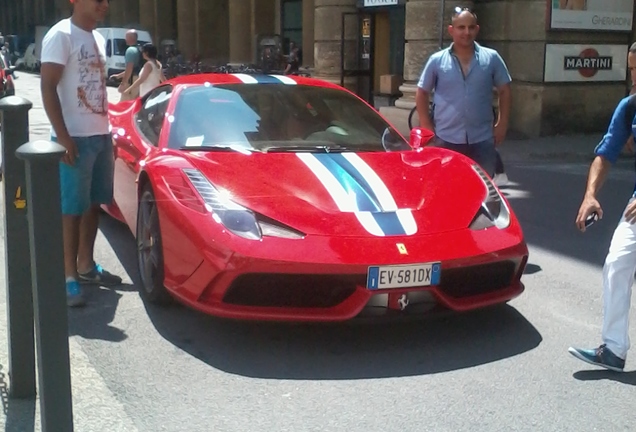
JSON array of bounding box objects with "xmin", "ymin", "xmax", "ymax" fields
[{"xmin": 170, "ymin": 240, "xmax": 528, "ymax": 322}]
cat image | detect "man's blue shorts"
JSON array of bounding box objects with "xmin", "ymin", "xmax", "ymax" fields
[{"xmin": 52, "ymin": 134, "xmax": 114, "ymax": 216}]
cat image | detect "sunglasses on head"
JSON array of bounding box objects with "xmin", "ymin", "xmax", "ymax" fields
[{"xmin": 453, "ymin": 6, "xmax": 477, "ymax": 18}]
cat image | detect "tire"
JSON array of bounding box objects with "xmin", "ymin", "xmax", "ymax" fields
[{"xmin": 136, "ymin": 184, "xmax": 172, "ymax": 305}]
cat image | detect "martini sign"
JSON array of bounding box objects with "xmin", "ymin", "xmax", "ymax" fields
[
  {"xmin": 544, "ymin": 44, "xmax": 628, "ymax": 82},
  {"xmin": 563, "ymin": 49, "xmax": 613, "ymax": 78}
]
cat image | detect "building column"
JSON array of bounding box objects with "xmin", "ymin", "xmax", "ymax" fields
[
  {"xmin": 302, "ymin": 0, "xmax": 315, "ymax": 67},
  {"xmin": 122, "ymin": 0, "xmax": 140, "ymax": 27},
  {"xmin": 313, "ymin": 0, "xmax": 357, "ymax": 86},
  {"xmin": 4, "ymin": 0, "xmax": 10, "ymax": 33},
  {"xmin": 229, "ymin": 0, "xmax": 252, "ymax": 63},
  {"xmin": 21, "ymin": 0, "xmax": 33, "ymax": 35},
  {"xmin": 1, "ymin": 0, "xmax": 9, "ymax": 35},
  {"xmin": 108, "ymin": 0, "xmax": 126, "ymax": 26},
  {"xmin": 139, "ymin": 0, "xmax": 177, "ymax": 43},
  {"xmin": 177, "ymin": 0, "xmax": 198, "ymax": 60},
  {"xmin": 197, "ymin": 0, "xmax": 229, "ymax": 63},
  {"xmin": 8, "ymin": 0, "xmax": 16, "ymax": 33},
  {"xmin": 139, "ymin": 0, "xmax": 156, "ymax": 38},
  {"xmin": 395, "ymin": 0, "xmax": 474, "ymax": 111},
  {"xmin": 155, "ymin": 0, "xmax": 177, "ymax": 43},
  {"xmin": 252, "ymin": 0, "xmax": 276, "ymax": 62}
]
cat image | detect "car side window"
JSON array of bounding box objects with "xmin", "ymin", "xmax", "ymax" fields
[{"xmin": 136, "ymin": 85, "xmax": 173, "ymax": 146}]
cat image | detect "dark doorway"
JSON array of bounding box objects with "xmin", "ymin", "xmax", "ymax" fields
[{"xmin": 340, "ymin": 1, "xmax": 405, "ymax": 107}]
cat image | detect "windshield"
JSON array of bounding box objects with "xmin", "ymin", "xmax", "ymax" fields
[
  {"xmin": 113, "ymin": 39, "xmax": 150, "ymax": 56},
  {"xmin": 167, "ymin": 83, "xmax": 409, "ymax": 152}
]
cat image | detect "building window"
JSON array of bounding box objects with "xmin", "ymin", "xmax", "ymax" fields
[{"xmin": 281, "ymin": 0, "xmax": 302, "ymax": 54}]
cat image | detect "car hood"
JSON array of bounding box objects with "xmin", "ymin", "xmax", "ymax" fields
[{"xmin": 186, "ymin": 149, "xmax": 492, "ymax": 237}]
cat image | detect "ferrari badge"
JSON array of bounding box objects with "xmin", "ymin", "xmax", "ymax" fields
[{"xmin": 396, "ymin": 243, "xmax": 408, "ymax": 255}]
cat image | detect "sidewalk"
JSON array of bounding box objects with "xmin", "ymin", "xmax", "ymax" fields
[
  {"xmin": 382, "ymin": 106, "xmax": 622, "ymax": 164},
  {"xmin": 0, "ymin": 193, "xmax": 138, "ymax": 432},
  {"xmin": 497, "ymin": 133, "xmax": 605, "ymax": 163}
]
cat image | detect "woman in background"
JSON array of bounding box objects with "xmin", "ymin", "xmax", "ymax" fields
[{"xmin": 125, "ymin": 43, "xmax": 166, "ymax": 98}]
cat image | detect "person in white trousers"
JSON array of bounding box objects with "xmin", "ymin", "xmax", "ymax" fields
[{"xmin": 568, "ymin": 43, "xmax": 636, "ymax": 373}]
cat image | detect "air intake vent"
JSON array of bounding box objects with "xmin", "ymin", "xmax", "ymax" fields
[{"xmin": 472, "ymin": 165, "xmax": 500, "ymax": 202}]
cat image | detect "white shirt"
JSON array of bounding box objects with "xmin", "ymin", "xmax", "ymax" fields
[
  {"xmin": 140, "ymin": 61, "xmax": 162, "ymax": 98},
  {"xmin": 40, "ymin": 18, "xmax": 109, "ymax": 138}
]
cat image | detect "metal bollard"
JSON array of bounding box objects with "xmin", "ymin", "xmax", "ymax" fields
[
  {"xmin": 16, "ymin": 140, "xmax": 74, "ymax": 432},
  {"xmin": 0, "ymin": 96, "xmax": 36, "ymax": 399}
]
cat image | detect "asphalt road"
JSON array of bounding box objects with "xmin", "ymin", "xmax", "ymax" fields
[{"xmin": 2, "ymin": 72, "xmax": 636, "ymax": 432}]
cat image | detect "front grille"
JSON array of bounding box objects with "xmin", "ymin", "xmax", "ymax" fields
[
  {"xmin": 438, "ymin": 260, "xmax": 517, "ymax": 298},
  {"xmin": 222, "ymin": 260, "xmax": 518, "ymax": 308},
  {"xmin": 223, "ymin": 274, "xmax": 363, "ymax": 308}
]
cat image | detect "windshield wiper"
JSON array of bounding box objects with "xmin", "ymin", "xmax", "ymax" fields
[
  {"xmin": 179, "ymin": 145, "xmax": 256, "ymax": 153},
  {"xmin": 262, "ymin": 145, "xmax": 350, "ymax": 153}
]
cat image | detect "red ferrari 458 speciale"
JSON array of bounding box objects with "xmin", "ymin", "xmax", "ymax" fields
[{"xmin": 104, "ymin": 72, "xmax": 529, "ymax": 322}]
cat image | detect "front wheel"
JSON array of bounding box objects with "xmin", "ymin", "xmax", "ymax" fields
[{"xmin": 136, "ymin": 184, "xmax": 172, "ymax": 305}]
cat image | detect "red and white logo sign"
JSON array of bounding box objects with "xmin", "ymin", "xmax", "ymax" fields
[{"xmin": 563, "ymin": 48, "xmax": 613, "ymax": 78}]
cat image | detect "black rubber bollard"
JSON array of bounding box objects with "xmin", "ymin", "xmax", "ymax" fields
[
  {"xmin": 0, "ymin": 96, "xmax": 36, "ymax": 399},
  {"xmin": 16, "ymin": 140, "xmax": 74, "ymax": 432}
]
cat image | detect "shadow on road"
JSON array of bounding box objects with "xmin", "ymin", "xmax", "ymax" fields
[
  {"xmin": 501, "ymin": 162, "xmax": 633, "ymax": 268},
  {"xmin": 0, "ymin": 364, "xmax": 36, "ymax": 432},
  {"xmin": 523, "ymin": 263, "xmax": 542, "ymax": 275},
  {"xmin": 66, "ymin": 214, "xmax": 136, "ymax": 343},
  {"xmin": 143, "ymin": 303, "xmax": 542, "ymax": 380},
  {"xmin": 573, "ymin": 369, "xmax": 636, "ymax": 386},
  {"xmin": 98, "ymin": 214, "xmax": 543, "ymax": 380}
]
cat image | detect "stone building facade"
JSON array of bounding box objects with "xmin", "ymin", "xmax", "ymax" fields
[{"xmin": 1, "ymin": 0, "xmax": 635, "ymax": 138}]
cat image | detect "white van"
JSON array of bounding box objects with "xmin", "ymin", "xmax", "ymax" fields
[{"xmin": 95, "ymin": 27, "xmax": 152, "ymax": 77}]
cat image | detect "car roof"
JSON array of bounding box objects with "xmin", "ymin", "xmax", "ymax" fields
[{"xmin": 165, "ymin": 73, "xmax": 344, "ymax": 91}]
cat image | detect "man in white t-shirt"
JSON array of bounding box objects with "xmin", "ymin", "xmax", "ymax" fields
[{"xmin": 40, "ymin": 0, "xmax": 122, "ymax": 307}]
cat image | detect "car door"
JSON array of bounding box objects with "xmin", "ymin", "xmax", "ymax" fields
[{"xmin": 113, "ymin": 85, "xmax": 173, "ymax": 228}]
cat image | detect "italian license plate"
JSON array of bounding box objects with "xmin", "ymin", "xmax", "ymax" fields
[{"xmin": 366, "ymin": 262, "xmax": 441, "ymax": 290}]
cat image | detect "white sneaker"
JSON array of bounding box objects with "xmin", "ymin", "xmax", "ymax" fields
[{"xmin": 493, "ymin": 173, "xmax": 509, "ymax": 187}]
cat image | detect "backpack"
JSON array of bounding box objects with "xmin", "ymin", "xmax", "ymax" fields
[{"xmin": 134, "ymin": 44, "xmax": 147, "ymax": 74}]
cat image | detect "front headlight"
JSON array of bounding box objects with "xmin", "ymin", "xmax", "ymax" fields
[
  {"xmin": 469, "ymin": 164, "xmax": 511, "ymax": 230},
  {"xmin": 182, "ymin": 169, "xmax": 304, "ymax": 240}
]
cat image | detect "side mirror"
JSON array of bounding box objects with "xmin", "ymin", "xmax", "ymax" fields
[
  {"xmin": 409, "ymin": 127, "xmax": 435, "ymax": 149},
  {"xmin": 4, "ymin": 67, "xmax": 13, "ymax": 76}
]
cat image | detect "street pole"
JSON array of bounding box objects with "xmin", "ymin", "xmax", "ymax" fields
[
  {"xmin": 0, "ymin": 96, "xmax": 36, "ymax": 399},
  {"xmin": 16, "ymin": 140, "xmax": 74, "ymax": 432}
]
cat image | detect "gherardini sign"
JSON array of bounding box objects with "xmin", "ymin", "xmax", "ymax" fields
[
  {"xmin": 544, "ymin": 44, "xmax": 628, "ymax": 82},
  {"xmin": 549, "ymin": 0, "xmax": 633, "ymax": 32},
  {"xmin": 364, "ymin": 0, "xmax": 399, "ymax": 6}
]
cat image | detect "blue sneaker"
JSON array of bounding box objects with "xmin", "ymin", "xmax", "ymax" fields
[
  {"xmin": 78, "ymin": 263, "xmax": 122, "ymax": 286},
  {"xmin": 66, "ymin": 279, "xmax": 86, "ymax": 308},
  {"xmin": 568, "ymin": 344, "xmax": 625, "ymax": 372}
]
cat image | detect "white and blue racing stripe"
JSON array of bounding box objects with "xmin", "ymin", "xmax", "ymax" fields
[
  {"xmin": 232, "ymin": 74, "xmax": 297, "ymax": 85},
  {"xmin": 270, "ymin": 74, "xmax": 297, "ymax": 85},
  {"xmin": 297, "ymin": 153, "xmax": 418, "ymax": 237},
  {"xmin": 232, "ymin": 73, "xmax": 259, "ymax": 84}
]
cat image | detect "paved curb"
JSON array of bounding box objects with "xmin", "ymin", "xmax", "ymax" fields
[{"xmin": 0, "ymin": 191, "xmax": 138, "ymax": 432}]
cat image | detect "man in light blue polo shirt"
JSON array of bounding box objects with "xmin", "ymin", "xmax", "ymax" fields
[{"xmin": 415, "ymin": 7, "xmax": 512, "ymax": 178}]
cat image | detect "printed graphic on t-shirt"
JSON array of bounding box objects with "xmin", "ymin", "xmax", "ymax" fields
[{"xmin": 76, "ymin": 42, "xmax": 107, "ymax": 115}]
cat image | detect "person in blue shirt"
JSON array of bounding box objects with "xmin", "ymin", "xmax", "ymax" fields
[
  {"xmin": 415, "ymin": 7, "xmax": 511, "ymax": 178},
  {"xmin": 568, "ymin": 43, "xmax": 636, "ymax": 373}
]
